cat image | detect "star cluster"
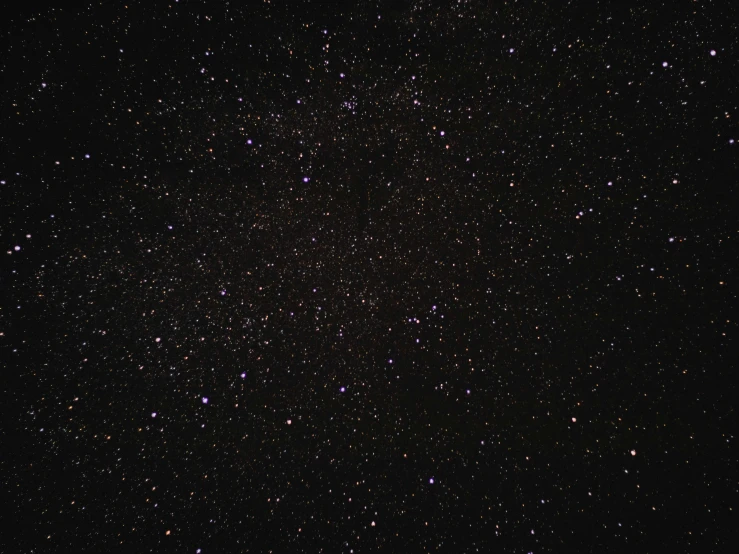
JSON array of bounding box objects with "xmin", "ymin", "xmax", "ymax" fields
[{"xmin": 2, "ymin": 1, "xmax": 736, "ymax": 552}]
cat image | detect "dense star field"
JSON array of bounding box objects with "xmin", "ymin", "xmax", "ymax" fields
[{"xmin": 2, "ymin": 1, "xmax": 736, "ymax": 552}]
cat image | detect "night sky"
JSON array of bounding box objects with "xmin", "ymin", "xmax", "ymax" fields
[{"xmin": 3, "ymin": 1, "xmax": 736, "ymax": 552}]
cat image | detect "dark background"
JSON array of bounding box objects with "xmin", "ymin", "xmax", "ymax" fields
[{"xmin": 2, "ymin": 1, "xmax": 736, "ymax": 552}]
